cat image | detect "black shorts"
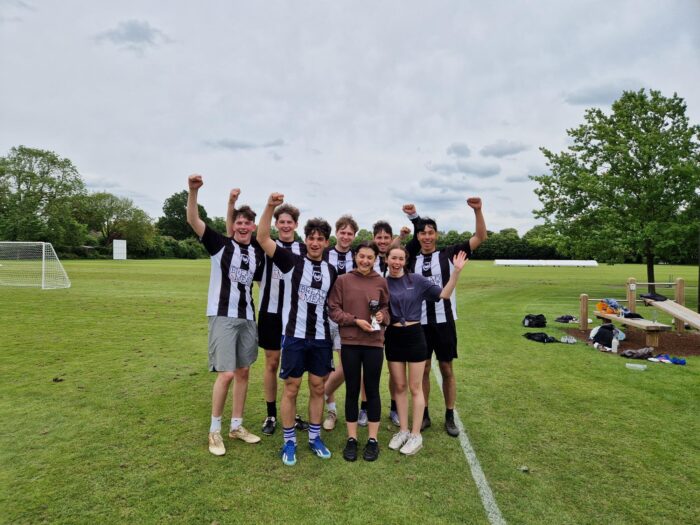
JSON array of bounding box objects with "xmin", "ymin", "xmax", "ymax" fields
[
  {"xmin": 384, "ymin": 324, "xmax": 428, "ymax": 363},
  {"xmin": 423, "ymin": 322, "xmax": 458, "ymax": 362},
  {"xmin": 258, "ymin": 311, "xmax": 282, "ymax": 351}
]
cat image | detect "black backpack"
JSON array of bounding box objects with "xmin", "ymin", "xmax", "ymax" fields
[
  {"xmin": 522, "ymin": 314, "xmax": 547, "ymax": 328},
  {"xmin": 523, "ymin": 332, "xmax": 557, "ymax": 343}
]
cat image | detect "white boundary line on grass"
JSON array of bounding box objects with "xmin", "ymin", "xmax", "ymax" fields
[{"xmin": 432, "ymin": 357, "xmax": 506, "ymax": 525}]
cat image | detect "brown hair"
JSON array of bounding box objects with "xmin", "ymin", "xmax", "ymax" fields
[
  {"xmin": 274, "ymin": 203, "xmax": 300, "ymax": 223},
  {"xmin": 232, "ymin": 205, "xmax": 256, "ymax": 222},
  {"xmin": 304, "ymin": 218, "xmax": 331, "ymax": 240},
  {"xmin": 372, "ymin": 220, "xmax": 392, "ymax": 237},
  {"xmin": 335, "ymin": 214, "xmax": 359, "ymax": 234}
]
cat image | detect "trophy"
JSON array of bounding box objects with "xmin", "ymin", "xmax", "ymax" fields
[{"xmin": 369, "ymin": 299, "xmax": 381, "ymax": 331}]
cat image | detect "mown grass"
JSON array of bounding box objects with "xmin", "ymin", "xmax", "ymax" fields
[{"xmin": 0, "ymin": 260, "xmax": 698, "ymax": 524}]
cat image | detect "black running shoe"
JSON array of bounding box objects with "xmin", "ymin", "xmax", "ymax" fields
[
  {"xmin": 445, "ymin": 418, "xmax": 459, "ymax": 437},
  {"xmin": 363, "ymin": 439, "xmax": 379, "ymax": 462},
  {"xmin": 294, "ymin": 414, "xmax": 309, "ymax": 431},
  {"xmin": 420, "ymin": 416, "xmax": 432, "ymax": 431},
  {"xmin": 262, "ymin": 416, "xmax": 276, "ymax": 436},
  {"xmin": 343, "ymin": 438, "xmax": 358, "ymax": 462}
]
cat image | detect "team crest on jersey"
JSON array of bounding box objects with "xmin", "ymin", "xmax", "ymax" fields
[
  {"xmin": 240, "ymin": 253, "xmax": 249, "ymax": 265},
  {"xmin": 422, "ymin": 259, "xmax": 432, "ymax": 272},
  {"xmin": 313, "ymin": 269, "xmax": 323, "ymax": 282},
  {"xmin": 337, "ymin": 260, "xmax": 345, "ymax": 270}
]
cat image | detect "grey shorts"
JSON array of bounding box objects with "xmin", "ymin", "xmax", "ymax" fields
[
  {"xmin": 207, "ymin": 316, "xmax": 259, "ymax": 372},
  {"xmin": 329, "ymin": 320, "xmax": 341, "ymax": 351}
]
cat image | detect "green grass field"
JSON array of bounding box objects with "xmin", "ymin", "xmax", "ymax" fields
[{"xmin": 1, "ymin": 260, "xmax": 698, "ymax": 524}]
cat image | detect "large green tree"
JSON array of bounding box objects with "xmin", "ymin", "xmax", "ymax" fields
[
  {"xmin": 156, "ymin": 190, "xmax": 211, "ymax": 240},
  {"xmin": 75, "ymin": 192, "xmax": 155, "ymax": 253},
  {"xmin": 0, "ymin": 146, "xmax": 87, "ymax": 247},
  {"xmin": 533, "ymin": 89, "xmax": 700, "ymax": 289}
]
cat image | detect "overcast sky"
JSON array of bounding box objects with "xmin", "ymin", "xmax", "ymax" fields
[{"xmin": 1, "ymin": 0, "xmax": 699, "ymax": 234}]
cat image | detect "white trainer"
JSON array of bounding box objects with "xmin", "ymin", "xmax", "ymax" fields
[
  {"xmin": 399, "ymin": 434, "xmax": 423, "ymax": 455},
  {"xmin": 388, "ymin": 430, "xmax": 410, "ymax": 450}
]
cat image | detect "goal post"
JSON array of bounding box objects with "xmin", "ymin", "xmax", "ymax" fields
[{"xmin": 0, "ymin": 241, "xmax": 71, "ymax": 289}]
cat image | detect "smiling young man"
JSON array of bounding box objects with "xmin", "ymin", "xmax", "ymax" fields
[
  {"xmin": 322, "ymin": 215, "xmax": 358, "ymax": 431},
  {"xmin": 187, "ymin": 175, "xmax": 264, "ymax": 456},
  {"xmin": 257, "ymin": 192, "xmax": 337, "ymax": 466},
  {"xmin": 403, "ymin": 198, "xmax": 487, "ymax": 437},
  {"xmin": 229, "ymin": 195, "xmax": 308, "ymax": 436}
]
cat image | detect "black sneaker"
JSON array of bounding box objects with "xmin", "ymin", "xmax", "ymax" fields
[
  {"xmin": 294, "ymin": 414, "xmax": 309, "ymax": 431},
  {"xmin": 445, "ymin": 418, "xmax": 459, "ymax": 437},
  {"xmin": 363, "ymin": 439, "xmax": 379, "ymax": 462},
  {"xmin": 262, "ymin": 416, "xmax": 276, "ymax": 436},
  {"xmin": 420, "ymin": 416, "xmax": 432, "ymax": 431},
  {"xmin": 343, "ymin": 438, "xmax": 358, "ymax": 462}
]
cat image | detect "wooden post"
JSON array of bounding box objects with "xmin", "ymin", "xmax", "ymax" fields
[
  {"xmin": 627, "ymin": 277, "xmax": 637, "ymax": 313},
  {"xmin": 580, "ymin": 294, "xmax": 588, "ymax": 331},
  {"xmin": 646, "ymin": 332, "xmax": 660, "ymax": 348},
  {"xmin": 674, "ymin": 278, "xmax": 685, "ymax": 333}
]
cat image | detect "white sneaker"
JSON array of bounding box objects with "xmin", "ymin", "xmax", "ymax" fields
[
  {"xmin": 358, "ymin": 409, "xmax": 368, "ymax": 427},
  {"xmin": 208, "ymin": 431, "xmax": 226, "ymax": 456},
  {"xmin": 400, "ymin": 434, "xmax": 423, "ymax": 455},
  {"xmin": 388, "ymin": 430, "xmax": 410, "ymax": 450},
  {"xmin": 322, "ymin": 410, "xmax": 337, "ymax": 431}
]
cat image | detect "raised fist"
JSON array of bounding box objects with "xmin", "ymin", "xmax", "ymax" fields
[
  {"xmin": 188, "ymin": 174, "xmax": 203, "ymax": 190},
  {"xmin": 466, "ymin": 197, "xmax": 482, "ymax": 210},
  {"xmin": 402, "ymin": 203, "xmax": 417, "ymax": 215},
  {"xmin": 399, "ymin": 226, "xmax": 411, "ymax": 239},
  {"xmin": 229, "ymin": 188, "xmax": 241, "ymax": 204},
  {"xmin": 268, "ymin": 192, "xmax": 284, "ymax": 207}
]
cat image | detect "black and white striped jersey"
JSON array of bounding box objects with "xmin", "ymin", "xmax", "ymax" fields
[
  {"xmin": 200, "ymin": 225, "xmax": 264, "ymax": 320},
  {"xmin": 406, "ymin": 218, "xmax": 472, "ymax": 325},
  {"xmin": 273, "ymin": 248, "xmax": 337, "ymax": 340},
  {"xmin": 324, "ymin": 247, "xmax": 354, "ymax": 275},
  {"xmin": 373, "ymin": 256, "xmax": 388, "ymax": 277},
  {"xmin": 258, "ymin": 239, "xmax": 307, "ymax": 315}
]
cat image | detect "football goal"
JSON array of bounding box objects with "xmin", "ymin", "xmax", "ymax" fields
[{"xmin": 0, "ymin": 241, "xmax": 71, "ymax": 289}]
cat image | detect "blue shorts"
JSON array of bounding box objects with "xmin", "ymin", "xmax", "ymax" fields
[{"xmin": 279, "ymin": 336, "xmax": 334, "ymax": 379}]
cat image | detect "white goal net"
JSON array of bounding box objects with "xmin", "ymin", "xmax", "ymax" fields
[{"xmin": 0, "ymin": 241, "xmax": 71, "ymax": 289}]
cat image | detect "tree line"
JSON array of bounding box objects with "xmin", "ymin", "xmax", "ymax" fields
[
  {"xmin": 0, "ymin": 145, "xmax": 565, "ymax": 260},
  {"xmin": 2, "ymin": 89, "xmax": 698, "ymax": 268}
]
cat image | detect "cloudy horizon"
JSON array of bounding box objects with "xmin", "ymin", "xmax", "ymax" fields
[{"xmin": 1, "ymin": 0, "xmax": 698, "ymax": 235}]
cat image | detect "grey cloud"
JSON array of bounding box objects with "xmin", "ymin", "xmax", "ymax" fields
[
  {"xmin": 95, "ymin": 20, "xmax": 171, "ymax": 51},
  {"xmin": 206, "ymin": 138, "xmax": 286, "ymax": 152},
  {"xmin": 446, "ymin": 142, "xmax": 470, "ymax": 158},
  {"xmin": 504, "ymin": 175, "xmax": 531, "ymax": 183},
  {"xmin": 564, "ymin": 79, "xmax": 644, "ymax": 106},
  {"xmin": 268, "ymin": 151, "xmax": 283, "ymax": 161},
  {"xmin": 426, "ymin": 160, "xmax": 500, "ymax": 178},
  {"xmin": 392, "ymin": 189, "xmax": 465, "ymax": 209},
  {"xmin": 419, "ymin": 175, "xmax": 477, "ymax": 193},
  {"xmin": 480, "ymin": 140, "xmax": 528, "ymax": 158}
]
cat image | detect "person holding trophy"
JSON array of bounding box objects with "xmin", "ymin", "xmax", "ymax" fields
[{"xmin": 328, "ymin": 242, "xmax": 389, "ymax": 462}]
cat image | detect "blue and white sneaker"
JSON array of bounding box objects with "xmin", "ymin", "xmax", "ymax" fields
[
  {"xmin": 358, "ymin": 409, "xmax": 368, "ymax": 427},
  {"xmin": 308, "ymin": 436, "xmax": 332, "ymax": 459},
  {"xmin": 281, "ymin": 440, "xmax": 297, "ymax": 466}
]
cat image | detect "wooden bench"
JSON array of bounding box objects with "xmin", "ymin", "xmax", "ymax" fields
[{"xmin": 593, "ymin": 311, "xmax": 672, "ymax": 347}]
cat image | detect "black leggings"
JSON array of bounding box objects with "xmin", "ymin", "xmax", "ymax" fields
[{"xmin": 341, "ymin": 344, "xmax": 384, "ymax": 423}]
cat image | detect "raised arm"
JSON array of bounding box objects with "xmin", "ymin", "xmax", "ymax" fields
[
  {"xmin": 439, "ymin": 251, "xmax": 468, "ymax": 299},
  {"xmin": 257, "ymin": 192, "xmax": 284, "ymax": 257},
  {"xmin": 402, "ymin": 203, "xmax": 420, "ymax": 256},
  {"xmin": 225, "ymin": 188, "xmax": 240, "ymax": 237},
  {"xmin": 186, "ymin": 174, "xmax": 206, "ymax": 238},
  {"xmin": 467, "ymin": 197, "xmax": 487, "ymax": 251}
]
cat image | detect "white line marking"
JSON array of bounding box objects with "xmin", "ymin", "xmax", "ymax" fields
[{"xmin": 432, "ymin": 357, "xmax": 506, "ymax": 525}]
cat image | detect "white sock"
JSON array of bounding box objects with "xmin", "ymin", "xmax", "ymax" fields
[
  {"xmin": 230, "ymin": 417, "xmax": 242, "ymax": 431},
  {"xmin": 327, "ymin": 402, "xmax": 337, "ymax": 412},
  {"xmin": 210, "ymin": 416, "xmax": 222, "ymax": 433}
]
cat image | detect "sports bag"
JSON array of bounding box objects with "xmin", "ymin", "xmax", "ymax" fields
[{"xmin": 522, "ymin": 314, "xmax": 547, "ymax": 327}]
